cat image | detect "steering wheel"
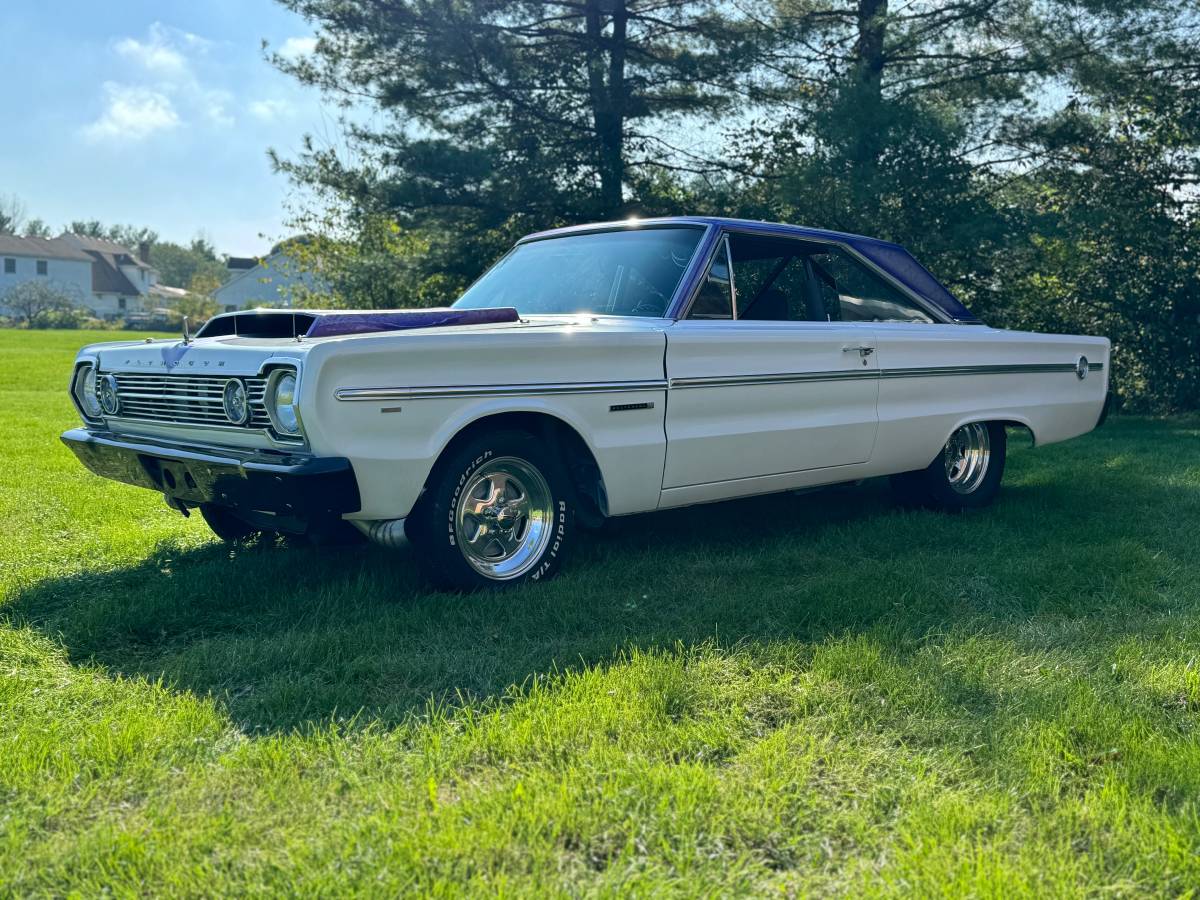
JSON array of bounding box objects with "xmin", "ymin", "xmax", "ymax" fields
[{"xmin": 629, "ymin": 298, "xmax": 666, "ymax": 316}]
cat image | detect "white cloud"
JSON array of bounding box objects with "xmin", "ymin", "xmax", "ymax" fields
[
  {"xmin": 115, "ymin": 23, "xmax": 189, "ymax": 76},
  {"xmin": 248, "ymin": 99, "xmax": 293, "ymax": 122},
  {"xmin": 83, "ymin": 83, "xmax": 180, "ymax": 142},
  {"xmin": 278, "ymin": 36, "xmax": 317, "ymax": 60},
  {"xmin": 201, "ymin": 89, "xmax": 235, "ymax": 128},
  {"xmin": 90, "ymin": 24, "xmax": 236, "ymax": 136}
]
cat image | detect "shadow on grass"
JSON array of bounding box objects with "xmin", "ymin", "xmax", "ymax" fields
[{"xmin": 7, "ymin": 424, "xmax": 1197, "ymax": 733}]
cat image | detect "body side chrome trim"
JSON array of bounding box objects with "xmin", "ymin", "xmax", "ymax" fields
[
  {"xmin": 671, "ymin": 361, "xmax": 1103, "ymax": 390},
  {"xmin": 878, "ymin": 362, "xmax": 1091, "ymax": 380},
  {"xmin": 672, "ymin": 370, "xmax": 872, "ymax": 389},
  {"xmin": 335, "ymin": 362, "xmax": 1104, "ymax": 401},
  {"xmin": 335, "ymin": 379, "xmax": 670, "ymax": 402}
]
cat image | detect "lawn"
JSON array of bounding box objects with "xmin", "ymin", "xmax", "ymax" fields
[{"xmin": 2, "ymin": 327, "xmax": 1199, "ymax": 896}]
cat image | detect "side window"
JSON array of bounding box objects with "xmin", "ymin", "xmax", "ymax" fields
[
  {"xmin": 808, "ymin": 249, "xmax": 934, "ymax": 323},
  {"xmin": 688, "ymin": 233, "xmax": 937, "ymax": 324},
  {"xmin": 3, "ymin": 258, "xmax": 14, "ymax": 274},
  {"xmin": 686, "ymin": 236, "xmax": 733, "ymax": 320},
  {"xmin": 729, "ymin": 234, "xmax": 811, "ymax": 322},
  {"xmin": 36, "ymin": 260, "xmax": 48, "ymax": 275}
]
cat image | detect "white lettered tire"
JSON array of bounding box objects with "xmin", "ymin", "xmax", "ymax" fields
[{"xmin": 410, "ymin": 430, "xmax": 575, "ymax": 590}]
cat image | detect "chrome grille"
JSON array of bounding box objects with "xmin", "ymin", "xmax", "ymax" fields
[{"xmin": 109, "ymin": 372, "xmax": 270, "ymax": 428}]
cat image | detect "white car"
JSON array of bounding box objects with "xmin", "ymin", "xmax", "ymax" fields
[{"xmin": 64, "ymin": 217, "xmax": 1111, "ymax": 589}]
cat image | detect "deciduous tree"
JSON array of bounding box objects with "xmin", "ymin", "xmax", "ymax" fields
[
  {"xmin": 2, "ymin": 281, "xmax": 80, "ymax": 327},
  {"xmin": 0, "ymin": 193, "xmax": 28, "ymax": 235}
]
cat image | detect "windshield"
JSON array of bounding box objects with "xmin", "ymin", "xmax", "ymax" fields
[{"xmin": 453, "ymin": 226, "xmax": 703, "ymax": 318}]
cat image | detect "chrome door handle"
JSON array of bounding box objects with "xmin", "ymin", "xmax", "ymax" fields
[{"xmin": 842, "ymin": 345, "xmax": 875, "ymax": 356}]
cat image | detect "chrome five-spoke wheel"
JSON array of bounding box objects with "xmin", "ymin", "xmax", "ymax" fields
[
  {"xmin": 890, "ymin": 420, "xmax": 1006, "ymax": 511},
  {"xmin": 414, "ymin": 430, "xmax": 575, "ymax": 590},
  {"xmin": 943, "ymin": 422, "xmax": 991, "ymax": 495},
  {"xmin": 454, "ymin": 456, "xmax": 555, "ymax": 580}
]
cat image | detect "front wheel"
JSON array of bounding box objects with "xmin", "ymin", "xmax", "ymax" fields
[
  {"xmin": 410, "ymin": 430, "xmax": 575, "ymax": 590},
  {"xmin": 891, "ymin": 422, "xmax": 1007, "ymax": 511},
  {"xmin": 199, "ymin": 504, "xmax": 261, "ymax": 543}
]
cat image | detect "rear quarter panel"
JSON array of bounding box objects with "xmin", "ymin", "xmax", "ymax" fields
[{"xmin": 873, "ymin": 324, "xmax": 1110, "ymax": 475}]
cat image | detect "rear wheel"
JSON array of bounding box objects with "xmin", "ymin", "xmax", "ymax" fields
[
  {"xmin": 410, "ymin": 430, "xmax": 575, "ymax": 590},
  {"xmin": 891, "ymin": 422, "xmax": 1007, "ymax": 511}
]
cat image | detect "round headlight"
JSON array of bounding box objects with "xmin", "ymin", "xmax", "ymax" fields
[
  {"xmin": 76, "ymin": 364, "xmax": 102, "ymax": 418},
  {"xmin": 222, "ymin": 378, "xmax": 250, "ymax": 425},
  {"xmin": 98, "ymin": 373, "xmax": 121, "ymax": 416},
  {"xmin": 267, "ymin": 371, "xmax": 300, "ymax": 435}
]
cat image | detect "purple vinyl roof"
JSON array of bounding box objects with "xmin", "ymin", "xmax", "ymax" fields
[{"xmin": 519, "ymin": 216, "xmax": 980, "ymax": 323}]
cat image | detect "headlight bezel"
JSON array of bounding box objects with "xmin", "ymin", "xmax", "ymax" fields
[
  {"xmin": 264, "ymin": 367, "xmax": 304, "ymax": 440},
  {"xmin": 71, "ymin": 361, "xmax": 103, "ymax": 421}
]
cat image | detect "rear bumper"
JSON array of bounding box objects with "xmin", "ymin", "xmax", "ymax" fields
[{"xmin": 61, "ymin": 428, "xmax": 361, "ymax": 517}]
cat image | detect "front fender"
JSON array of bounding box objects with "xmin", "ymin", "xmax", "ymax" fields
[
  {"xmin": 300, "ymin": 329, "xmax": 670, "ymax": 521},
  {"xmin": 318, "ymin": 391, "xmax": 666, "ymax": 521}
]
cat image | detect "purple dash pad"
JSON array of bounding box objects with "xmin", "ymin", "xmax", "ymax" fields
[{"xmin": 304, "ymin": 307, "xmax": 520, "ymax": 338}]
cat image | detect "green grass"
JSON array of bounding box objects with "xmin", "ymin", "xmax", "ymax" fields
[{"xmin": 2, "ymin": 327, "xmax": 1199, "ymax": 896}]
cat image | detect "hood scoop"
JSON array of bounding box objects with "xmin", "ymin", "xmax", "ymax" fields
[{"xmin": 195, "ymin": 307, "xmax": 520, "ymax": 340}]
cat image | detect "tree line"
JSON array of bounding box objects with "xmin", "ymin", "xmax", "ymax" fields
[{"xmin": 272, "ymin": 0, "xmax": 1199, "ymax": 412}]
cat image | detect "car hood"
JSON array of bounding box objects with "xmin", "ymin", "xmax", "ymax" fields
[{"xmin": 84, "ymin": 312, "xmax": 670, "ymax": 375}]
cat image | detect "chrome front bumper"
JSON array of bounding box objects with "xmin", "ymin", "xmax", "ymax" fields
[{"xmin": 61, "ymin": 428, "xmax": 361, "ymax": 518}]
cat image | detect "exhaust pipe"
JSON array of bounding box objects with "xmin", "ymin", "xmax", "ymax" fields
[{"xmin": 351, "ymin": 518, "xmax": 409, "ymax": 549}]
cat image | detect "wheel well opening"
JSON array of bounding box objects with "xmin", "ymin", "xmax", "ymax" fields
[
  {"xmin": 995, "ymin": 419, "xmax": 1035, "ymax": 447},
  {"xmin": 427, "ymin": 412, "xmax": 609, "ymax": 524}
]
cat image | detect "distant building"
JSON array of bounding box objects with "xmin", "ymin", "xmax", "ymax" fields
[
  {"xmin": 0, "ymin": 233, "xmax": 187, "ymax": 320},
  {"xmin": 212, "ymin": 248, "xmax": 329, "ymax": 312}
]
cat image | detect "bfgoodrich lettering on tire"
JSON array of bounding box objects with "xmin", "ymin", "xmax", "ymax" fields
[{"xmin": 411, "ymin": 429, "xmax": 575, "ymax": 590}]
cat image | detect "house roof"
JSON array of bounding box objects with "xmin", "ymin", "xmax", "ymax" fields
[
  {"xmin": 86, "ymin": 252, "xmax": 141, "ymax": 296},
  {"xmin": 226, "ymin": 256, "xmax": 258, "ymax": 270},
  {"xmin": 62, "ymin": 234, "xmax": 153, "ymax": 269},
  {"xmin": 0, "ymin": 235, "xmax": 93, "ymax": 262},
  {"xmin": 53, "ymin": 232, "xmax": 157, "ymax": 297}
]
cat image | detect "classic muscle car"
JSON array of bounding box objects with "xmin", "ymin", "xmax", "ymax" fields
[{"xmin": 63, "ymin": 217, "xmax": 1111, "ymax": 588}]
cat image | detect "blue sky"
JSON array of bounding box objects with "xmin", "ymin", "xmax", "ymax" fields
[{"xmin": 1, "ymin": 1, "xmax": 339, "ymax": 256}]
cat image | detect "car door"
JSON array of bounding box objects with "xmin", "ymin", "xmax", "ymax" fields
[{"xmin": 662, "ymin": 232, "xmax": 880, "ymax": 489}]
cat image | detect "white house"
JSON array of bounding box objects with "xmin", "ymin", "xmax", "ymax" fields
[
  {"xmin": 0, "ymin": 233, "xmax": 185, "ymax": 321},
  {"xmin": 212, "ymin": 248, "xmax": 329, "ymax": 312},
  {"xmin": 57, "ymin": 233, "xmax": 161, "ymax": 319},
  {"xmin": 0, "ymin": 235, "xmax": 93, "ymax": 312}
]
